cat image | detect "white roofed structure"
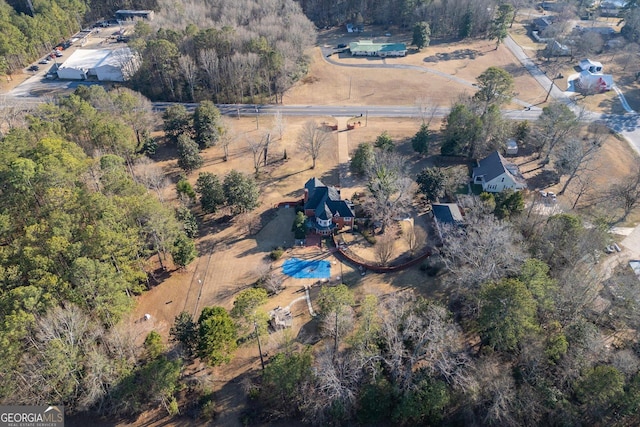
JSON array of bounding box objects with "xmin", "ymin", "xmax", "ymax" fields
[
  {"xmin": 56, "ymin": 48, "xmax": 139, "ymax": 82},
  {"xmin": 579, "ymin": 59, "xmax": 603, "ymax": 74}
]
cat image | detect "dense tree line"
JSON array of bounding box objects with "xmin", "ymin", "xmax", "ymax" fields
[
  {"xmin": 129, "ymin": 0, "xmax": 316, "ymax": 102},
  {"xmin": 296, "ymin": 0, "xmax": 496, "ymax": 37},
  {"xmin": 0, "ymin": 0, "xmax": 85, "ymax": 73},
  {"xmin": 0, "ymin": 87, "xmax": 196, "ymax": 412},
  {"xmin": 0, "ymin": 0, "xmax": 159, "ymax": 74}
]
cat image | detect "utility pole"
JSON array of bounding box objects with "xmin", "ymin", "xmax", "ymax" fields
[
  {"xmin": 255, "ymin": 106, "xmax": 259, "ymax": 129},
  {"xmin": 545, "ymin": 80, "xmax": 554, "ymax": 103},
  {"xmin": 333, "ymin": 310, "xmax": 339, "ymax": 358},
  {"xmin": 254, "ymin": 321, "xmax": 265, "ymax": 370},
  {"xmin": 348, "ymin": 77, "xmax": 352, "ymax": 99}
]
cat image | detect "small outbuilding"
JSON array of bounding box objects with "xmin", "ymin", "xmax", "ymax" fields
[
  {"xmin": 432, "ymin": 203, "xmax": 464, "ymax": 225},
  {"xmin": 506, "ymin": 139, "xmax": 518, "ymax": 155},
  {"xmin": 269, "ymin": 306, "xmax": 293, "ymax": 330},
  {"xmin": 579, "ymin": 58, "xmax": 603, "ymax": 74}
]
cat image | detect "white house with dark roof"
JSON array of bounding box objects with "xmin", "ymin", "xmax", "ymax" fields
[
  {"xmin": 472, "ymin": 151, "xmax": 527, "ymax": 193},
  {"xmin": 303, "ymin": 178, "xmax": 355, "ymax": 235}
]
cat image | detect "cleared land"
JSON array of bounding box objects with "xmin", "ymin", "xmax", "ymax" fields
[{"xmin": 286, "ymin": 30, "xmax": 549, "ymax": 108}]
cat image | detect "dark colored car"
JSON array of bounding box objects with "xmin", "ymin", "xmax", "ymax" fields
[
  {"xmin": 337, "ymin": 43, "xmax": 347, "ymax": 49},
  {"xmin": 27, "ymin": 65, "xmax": 39, "ymax": 72}
]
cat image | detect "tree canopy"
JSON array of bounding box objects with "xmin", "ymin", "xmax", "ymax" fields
[
  {"xmin": 197, "ymin": 306, "xmax": 238, "ymax": 366},
  {"xmin": 0, "ymin": 91, "xmax": 196, "ymax": 413}
]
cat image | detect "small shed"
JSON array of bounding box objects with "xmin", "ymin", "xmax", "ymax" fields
[
  {"xmin": 579, "ymin": 59, "xmax": 603, "ymax": 74},
  {"xmin": 269, "ymin": 306, "xmax": 293, "ymax": 331},
  {"xmin": 506, "ymin": 139, "xmax": 518, "ymax": 155}
]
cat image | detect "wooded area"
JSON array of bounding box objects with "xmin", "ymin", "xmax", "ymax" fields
[
  {"xmin": 4, "ymin": 0, "xmax": 640, "ymax": 424},
  {"xmin": 128, "ymin": 0, "xmax": 316, "ymax": 102},
  {"xmin": 0, "ymin": 86, "xmax": 197, "ymax": 413}
]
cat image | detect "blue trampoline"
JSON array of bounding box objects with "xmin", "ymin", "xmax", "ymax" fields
[{"xmin": 282, "ymin": 258, "xmax": 331, "ymax": 279}]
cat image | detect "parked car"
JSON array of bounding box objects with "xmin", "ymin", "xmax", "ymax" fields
[
  {"xmin": 38, "ymin": 58, "xmax": 50, "ymax": 64},
  {"xmin": 55, "ymin": 51, "xmax": 63, "ymax": 57},
  {"xmin": 337, "ymin": 43, "xmax": 347, "ymax": 49},
  {"xmin": 27, "ymin": 65, "xmax": 39, "ymax": 72}
]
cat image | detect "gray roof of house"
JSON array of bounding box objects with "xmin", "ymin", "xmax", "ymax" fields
[
  {"xmin": 432, "ymin": 203, "xmax": 464, "ymax": 224},
  {"xmin": 304, "ymin": 177, "xmax": 355, "ymax": 219},
  {"xmin": 472, "ymin": 151, "xmax": 526, "ymax": 185},
  {"xmin": 533, "ymin": 16, "xmax": 554, "ymax": 30}
]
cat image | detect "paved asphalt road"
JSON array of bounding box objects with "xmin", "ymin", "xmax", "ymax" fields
[
  {"xmin": 4, "ymin": 33, "xmax": 640, "ymax": 155},
  {"xmin": 152, "ymin": 102, "xmax": 544, "ymax": 121}
]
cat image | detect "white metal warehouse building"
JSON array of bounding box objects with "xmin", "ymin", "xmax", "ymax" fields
[{"xmin": 56, "ymin": 48, "xmax": 139, "ymax": 82}]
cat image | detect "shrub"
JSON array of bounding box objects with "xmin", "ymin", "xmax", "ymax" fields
[
  {"xmin": 270, "ymin": 247, "xmax": 284, "ymax": 260},
  {"xmin": 361, "ymin": 229, "xmax": 377, "ymax": 245}
]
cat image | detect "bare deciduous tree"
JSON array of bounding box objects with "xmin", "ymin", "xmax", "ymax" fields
[
  {"xmin": 219, "ymin": 117, "xmax": 236, "ymax": 162},
  {"xmin": 199, "ymin": 48, "xmax": 220, "ymax": 95},
  {"xmin": 414, "ymin": 96, "xmax": 439, "ymax": 126},
  {"xmin": 320, "ymin": 306, "xmax": 355, "ymax": 346},
  {"xmin": 0, "ymin": 98, "xmax": 30, "ymax": 136},
  {"xmin": 607, "ymin": 167, "xmax": 640, "ymax": 219},
  {"xmin": 574, "ymin": 31, "xmax": 604, "ymax": 58},
  {"xmin": 440, "ymin": 201, "xmax": 526, "ymax": 291},
  {"xmin": 272, "ymin": 110, "xmax": 286, "ymax": 140},
  {"xmin": 134, "ymin": 156, "xmax": 169, "ymax": 203},
  {"xmin": 555, "ymin": 127, "xmax": 604, "ymax": 195},
  {"xmin": 254, "ymin": 260, "xmax": 285, "ymax": 295},
  {"xmin": 363, "ymin": 151, "xmax": 416, "ymax": 234},
  {"xmin": 304, "ymin": 346, "xmax": 361, "ymax": 423},
  {"xmin": 474, "ymin": 357, "xmax": 518, "ymax": 426},
  {"xmin": 375, "ymin": 232, "xmax": 396, "ymax": 266},
  {"xmin": 403, "ymin": 221, "xmax": 427, "ymax": 255},
  {"xmin": 296, "ymin": 120, "xmax": 331, "ymax": 169},
  {"xmin": 178, "ymin": 54, "xmax": 198, "ymax": 101},
  {"xmin": 555, "ymin": 265, "xmax": 603, "ymax": 325},
  {"xmin": 379, "ymin": 292, "xmax": 472, "ymax": 393},
  {"xmin": 620, "ymin": 43, "xmax": 640, "ymax": 71},
  {"xmin": 247, "ymin": 132, "xmax": 270, "ymax": 176}
]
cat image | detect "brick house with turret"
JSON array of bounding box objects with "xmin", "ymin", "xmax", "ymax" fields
[{"xmin": 303, "ymin": 178, "xmax": 355, "ymax": 235}]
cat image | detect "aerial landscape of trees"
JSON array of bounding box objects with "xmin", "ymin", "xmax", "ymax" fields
[
  {"xmin": 4, "ymin": 0, "xmax": 640, "ymax": 425},
  {"xmin": 0, "ymin": 86, "xmax": 198, "ymax": 413}
]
